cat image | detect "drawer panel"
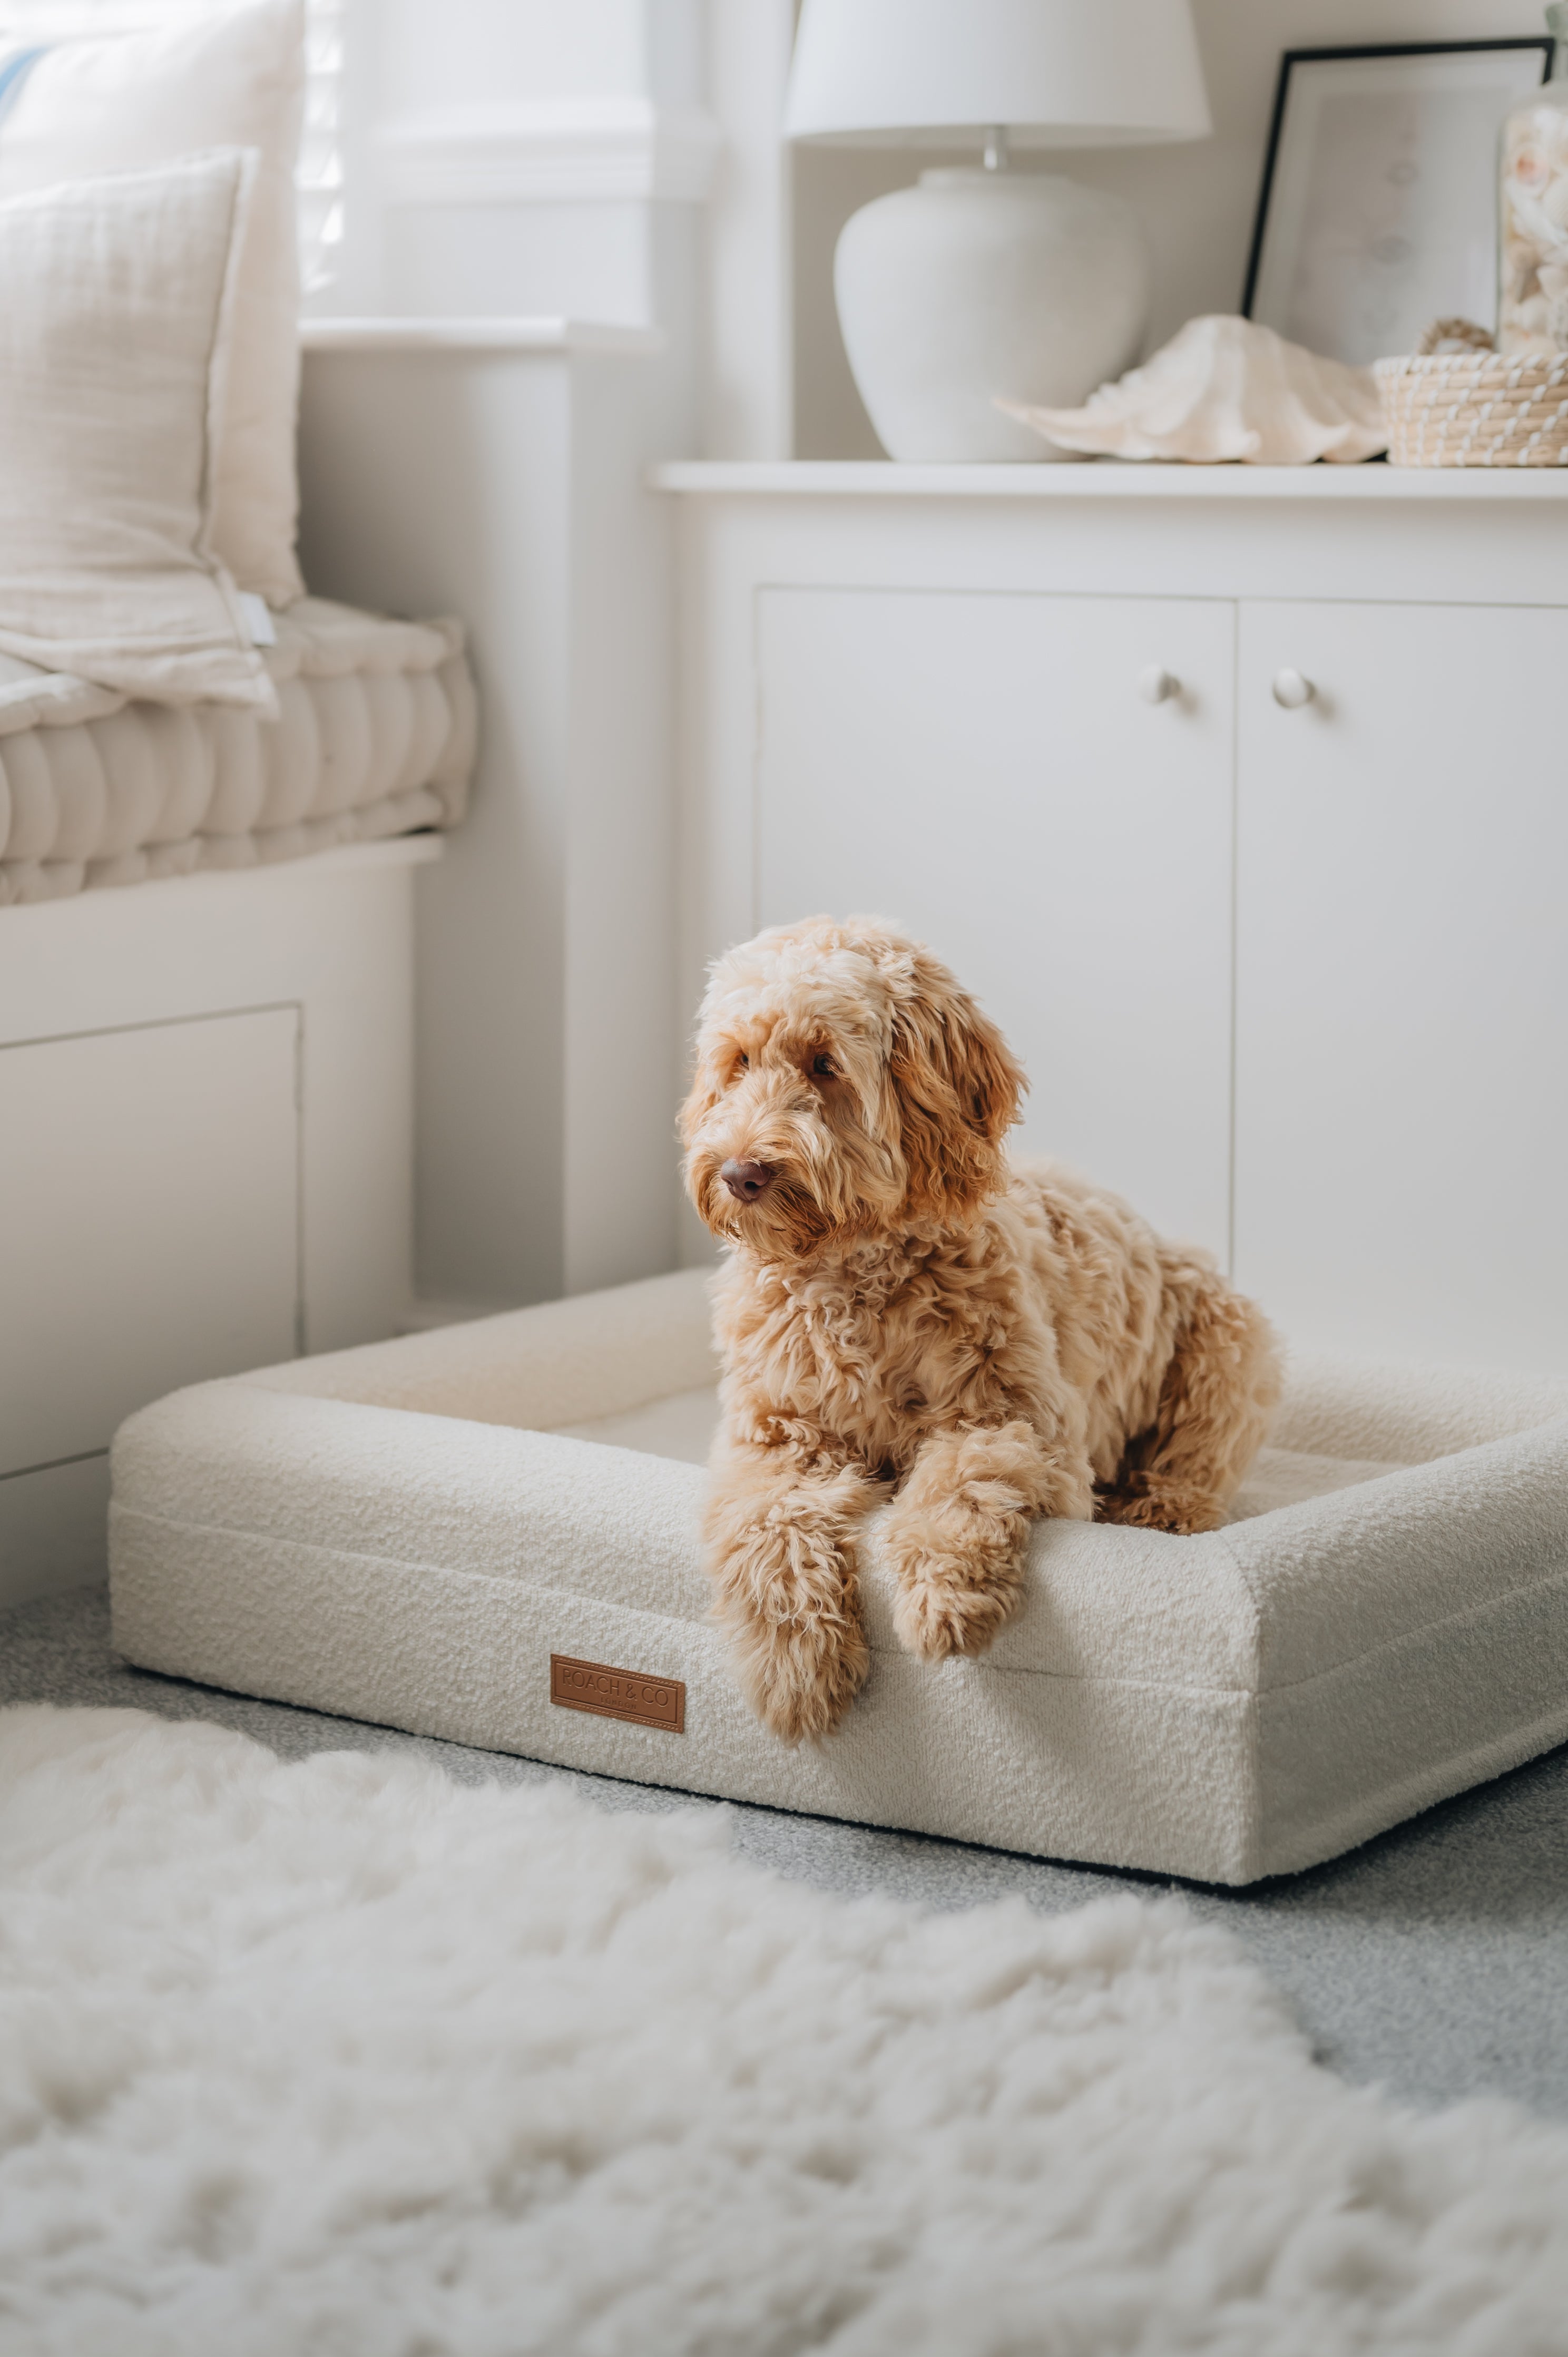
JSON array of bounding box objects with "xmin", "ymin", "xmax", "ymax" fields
[{"xmin": 1, "ymin": 1006, "xmax": 300, "ymax": 1474}]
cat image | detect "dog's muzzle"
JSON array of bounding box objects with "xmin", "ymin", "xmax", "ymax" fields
[{"xmin": 720, "ymin": 1159, "xmax": 775, "ymax": 1204}]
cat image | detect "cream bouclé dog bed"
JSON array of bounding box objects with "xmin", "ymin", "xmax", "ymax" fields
[{"xmin": 109, "ymin": 1270, "xmax": 1568, "ymax": 1885}]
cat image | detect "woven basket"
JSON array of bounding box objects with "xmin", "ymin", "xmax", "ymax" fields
[{"xmin": 1375, "ymin": 318, "xmax": 1568, "ymax": 467}]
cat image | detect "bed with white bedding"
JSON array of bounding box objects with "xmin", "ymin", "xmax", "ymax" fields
[{"xmin": 0, "ymin": 597, "xmax": 476, "ymax": 905}]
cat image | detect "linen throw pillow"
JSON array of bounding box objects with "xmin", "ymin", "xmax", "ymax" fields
[
  {"xmin": 0, "ymin": 0, "xmax": 306, "ymax": 607},
  {"xmin": 0, "ymin": 150, "xmax": 273, "ymax": 710}
]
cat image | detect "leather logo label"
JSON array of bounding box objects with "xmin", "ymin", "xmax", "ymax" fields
[{"xmin": 550, "ymin": 1653, "xmax": 685, "ymax": 1733}]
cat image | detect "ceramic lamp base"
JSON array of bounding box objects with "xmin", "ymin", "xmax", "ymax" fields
[{"xmin": 834, "ymin": 168, "xmax": 1150, "ymax": 462}]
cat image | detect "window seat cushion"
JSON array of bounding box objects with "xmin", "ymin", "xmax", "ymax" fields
[{"xmin": 0, "ymin": 597, "xmax": 475, "ymax": 905}]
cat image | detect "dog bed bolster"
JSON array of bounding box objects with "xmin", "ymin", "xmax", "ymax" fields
[{"xmin": 109, "ymin": 1270, "xmax": 1568, "ymax": 1885}]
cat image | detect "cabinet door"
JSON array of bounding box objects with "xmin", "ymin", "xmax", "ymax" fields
[
  {"xmin": 0, "ymin": 1006, "xmax": 300, "ymax": 1475},
  {"xmin": 1236, "ymin": 601, "xmax": 1568, "ymax": 1370},
  {"xmin": 756, "ymin": 589, "xmax": 1236, "ymax": 1257}
]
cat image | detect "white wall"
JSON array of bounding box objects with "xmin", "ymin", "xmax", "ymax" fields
[
  {"xmin": 330, "ymin": 0, "xmax": 801, "ymax": 451},
  {"xmin": 300, "ymin": 2, "xmax": 711, "ymax": 1310},
  {"xmin": 792, "ymin": 0, "xmax": 1546, "ymax": 456},
  {"xmin": 702, "ymin": 0, "xmax": 796, "ymax": 457},
  {"xmin": 330, "ymin": 0, "xmax": 715, "ymax": 330},
  {"xmin": 299, "ymin": 333, "xmax": 684, "ymax": 1313}
]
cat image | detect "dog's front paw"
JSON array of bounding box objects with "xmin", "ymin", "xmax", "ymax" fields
[
  {"xmin": 1095, "ymin": 1476, "xmax": 1224, "ymax": 1536},
  {"xmin": 707, "ymin": 1482, "xmax": 873, "ymax": 1743},
  {"xmin": 734, "ymin": 1606, "xmax": 869, "ymax": 1743},
  {"xmin": 887, "ymin": 1539, "xmax": 1025, "ymax": 1664}
]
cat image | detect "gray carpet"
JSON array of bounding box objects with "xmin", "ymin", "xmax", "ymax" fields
[{"xmin": 5, "ymin": 1583, "xmax": 1568, "ymax": 2124}]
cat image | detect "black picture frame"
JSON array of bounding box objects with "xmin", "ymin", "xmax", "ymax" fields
[{"xmin": 1242, "ymin": 39, "xmax": 1553, "ymax": 355}]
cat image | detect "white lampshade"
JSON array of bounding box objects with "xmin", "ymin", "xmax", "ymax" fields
[{"xmin": 785, "ymin": 0, "xmax": 1211, "ymax": 150}]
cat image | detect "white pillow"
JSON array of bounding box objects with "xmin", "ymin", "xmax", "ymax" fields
[
  {"xmin": 0, "ymin": 0, "xmax": 305, "ymax": 607},
  {"xmin": 0, "ymin": 151, "xmax": 273, "ymax": 710}
]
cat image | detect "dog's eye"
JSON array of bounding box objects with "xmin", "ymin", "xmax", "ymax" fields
[
  {"xmin": 734, "ymin": 1052, "xmax": 748, "ymax": 1072},
  {"xmin": 812, "ymin": 1054, "xmax": 836, "ymax": 1079}
]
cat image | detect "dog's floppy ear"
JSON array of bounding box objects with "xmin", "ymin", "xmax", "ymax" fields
[{"xmin": 887, "ymin": 952, "xmax": 1023, "ymax": 1219}]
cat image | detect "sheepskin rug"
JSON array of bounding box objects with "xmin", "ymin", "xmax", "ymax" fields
[{"xmin": 3, "ymin": 1708, "xmax": 1568, "ymax": 2356}]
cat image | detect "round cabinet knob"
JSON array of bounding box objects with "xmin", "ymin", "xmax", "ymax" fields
[
  {"xmin": 1271, "ymin": 668, "xmax": 1316, "ymax": 710},
  {"xmin": 1139, "ymin": 666, "xmax": 1180, "ymax": 706}
]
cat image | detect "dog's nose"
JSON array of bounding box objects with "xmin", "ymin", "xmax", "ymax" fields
[{"xmin": 721, "ymin": 1158, "xmax": 775, "ymax": 1202}]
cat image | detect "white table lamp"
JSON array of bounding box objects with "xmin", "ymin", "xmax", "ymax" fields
[{"xmin": 785, "ymin": 0, "xmax": 1211, "ymax": 460}]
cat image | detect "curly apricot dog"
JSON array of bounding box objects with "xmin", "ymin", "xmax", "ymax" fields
[{"xmin": 681, "ymin": 916, "xmax": 1282, "ymax": 1744}]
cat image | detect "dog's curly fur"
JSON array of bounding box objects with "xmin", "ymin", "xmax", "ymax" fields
[{"xmin": 681, "ymin": 917, "xmax": 1282, "ymax": 1744}]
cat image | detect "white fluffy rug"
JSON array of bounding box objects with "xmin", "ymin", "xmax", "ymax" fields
[{"xmin": 3, "ymin": 1709, "xmax": 1567, "ymax": 2356}]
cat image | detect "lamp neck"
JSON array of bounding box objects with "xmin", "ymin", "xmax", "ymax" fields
[{"xmin": 982, "ymin": 124, "xmax": 1011, "ymax": 172}]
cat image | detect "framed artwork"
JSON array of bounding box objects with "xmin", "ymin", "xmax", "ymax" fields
[{"xmin": 1243, "ymin": 41, "xmax": 1553, "ymax": 365}]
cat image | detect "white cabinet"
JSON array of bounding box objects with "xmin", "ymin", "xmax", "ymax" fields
[
  {"xmin": 0, "ymin": 1008, "xmax": 300, "ymax": 1479},
  {"xmin": 0, "ymin": 838, "xmax": 433, "ymax": 1607},
  {"xmin": 664, "ymin": 463, "xmax": 1568, "ymax": 1374},
  {"xmin": 1236, "ymin": 601, "xmax": 1568, "ymax": 1369},
  {"xmin": 756, "ymin": 588, "xmax": 1234, "ymax": 1256}
]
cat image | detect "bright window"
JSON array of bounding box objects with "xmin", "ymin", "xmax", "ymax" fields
[{"xmin": 0, "ymin": 0, "xmax": 344, "ymax": 294}]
